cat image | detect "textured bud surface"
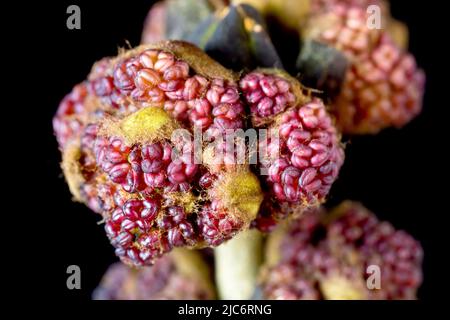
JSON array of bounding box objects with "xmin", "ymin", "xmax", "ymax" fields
[
  {"xmin": 240, "ymin": 71, "xmax": 297, "ymax": 126},
  {"xmin": 238, "ymin": 70, "xmax": 344, "ymax": 232},
  {"xmin": 253, "ymin": 97, "xmax": 344, "ymax": 231}
]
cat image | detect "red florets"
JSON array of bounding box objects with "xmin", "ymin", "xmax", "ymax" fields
[{"xmin": 261, "ymin": 203, "xmax": 423, "ymax": 300}]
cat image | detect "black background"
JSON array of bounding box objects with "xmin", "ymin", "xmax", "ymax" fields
[{"xmin": 16, "ymin": 0, "xmax": 447, "ymax": 303}]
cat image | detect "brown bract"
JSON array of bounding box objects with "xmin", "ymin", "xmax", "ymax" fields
[{"xmin": 61, "ymin": 142, "xmax": 85, "ymax": 202}]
